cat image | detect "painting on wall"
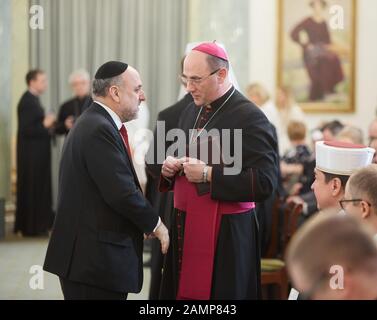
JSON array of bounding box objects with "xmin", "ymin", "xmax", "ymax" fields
[{"xmin": 277, "ymin": 0, "xmax": 356, "ymax": 112}]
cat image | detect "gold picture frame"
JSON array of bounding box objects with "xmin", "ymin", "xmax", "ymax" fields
[{"xmin": 277, "ymin": 0, "xmax": 356, "ymax": 113}]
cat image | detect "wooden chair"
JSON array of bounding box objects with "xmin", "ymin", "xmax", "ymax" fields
[
  {"xmin": 261, "ymin": 199, "xmax": 303, "ymax": 299},
  {"xmin": 264, "ymin": 197, "xmax": 283, "ymax": 259}
]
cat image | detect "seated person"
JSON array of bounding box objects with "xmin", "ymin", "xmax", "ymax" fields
[
  {"xmin": 286, "ymin": 212, "xmax": 377, "ymax": 300},
  {"xmin": 368, "ymin": 119, "xmax": 377, "ymax": 164},
  {"xmin": 321, "ymin": 120, "xmax": 344, "ymax": 141},
  {"xmin": 343, "ymin": 164, "xmax": 377, "ymax": 238},
  {"xmin": 286, "ymin": 127, "xmax": 324, "ymax": 218},
  {"xmin": 312, "ymin": 141, "xmax": 374, "ymax": 211},
  {"xmin": 281, "ymin": 121, "xmax": 313, "ymax": 195},
  {"xmin": 336, "ymin": 126, "xmax": 364, "ymax": 145}
]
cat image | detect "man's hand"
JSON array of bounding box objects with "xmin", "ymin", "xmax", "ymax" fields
[
  {"xmin": 64, "ymin": 116, "xmax": 75, "ymax": 130},
  {"xmin": 182, "ymin": 158, "xmax": 207, "ymax": 183},
  {"xmin": 286, "ymin": 195, "xmax": 304, "ymax": 205},
  {"xmin": 43, "ymin": 113, "xmax": 56, "ymax": 129},
  {"xmin": 290, "ymin": 183, "xmax": 303, "ymax": 196},
  {"xmin": 161, "ymin": 156, "xmax": 184, "ymax": 178},
  {"xmin": 153, "ymin": 222, "xmax": 169, "ymax": 255}
]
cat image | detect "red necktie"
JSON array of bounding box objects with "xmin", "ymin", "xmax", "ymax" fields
[{"xmin": 119, "ymin": 125, "xmax": 132, "ymax": 159}]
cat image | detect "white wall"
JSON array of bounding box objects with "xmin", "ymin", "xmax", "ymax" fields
[{"xmin": 249, "ymin": 0, "xmax": 377, "ymax": 135}]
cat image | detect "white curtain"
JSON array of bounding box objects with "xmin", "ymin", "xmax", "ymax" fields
[
  {"xmin": 30, "ymin": 0, "xmax": 188, "ymax": 126},
  {"xmin": 29, "ymin": 0, "xmax": 188, "ymax": 209},
  {"xmin": 0, "ymin": 0, "xmax": 12, "ymax": 200},
  {"xmin": 188, "ymin": 0, "xmax": 250, "ymax": 92}
]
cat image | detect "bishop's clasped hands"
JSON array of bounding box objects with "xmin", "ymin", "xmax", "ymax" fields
[
  {"xmin": 145, "ymin": 157, "xmax": 209, "ymax": 254},
  {"xmin": 162, "ymin": 156, "xmax": 210, "ymax": 184}
]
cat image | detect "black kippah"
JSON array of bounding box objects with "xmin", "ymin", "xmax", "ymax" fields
[{"xmin": 94, "ymin": 61, "xmax": 128, "ymax": 80}]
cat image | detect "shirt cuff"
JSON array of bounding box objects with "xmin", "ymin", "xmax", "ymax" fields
[{"xmin": 153, "ymin": 217, "xmax": 161, "ymax": 233}]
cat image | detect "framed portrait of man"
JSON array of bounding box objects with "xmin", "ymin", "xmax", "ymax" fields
[{"xmin": 277, "ymin": 0, "xmax": 356, "ymax": 112}]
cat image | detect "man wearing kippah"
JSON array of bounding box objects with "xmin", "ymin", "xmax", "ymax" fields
[
  {"xmin": 312, "ymin": 141, "xmax": 374, "ymax": 211},
  {"xmin": 44, "ymin": 61, "xmax": 169, "ymax": 300},
  {"xmin": 159, "ymin": 42, "xmax": 278, "ymax": 300}
]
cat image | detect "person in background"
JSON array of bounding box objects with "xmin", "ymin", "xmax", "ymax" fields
[
  {"xmin": 15, "ymin": 69, "xmax": 55, "ymax": 236},
  {"xmin": 312, "ymin": 141, "xmax": 374, "ymax": 211},
  {"xmin": 245, "ymin": 83, "xmax": 270, "ymax": 108},
  {"xmin": 55, "ymin": 69, "xmax": 92, "ymax": 135},
  {"xmin": 285, "ymin": 127, "xmax": 324, "ymax": 221},
  {"xmin": 247, "ymin": 84, "xmax": 306, "ymax": 156},
  {"xmin": 272, "ymin": 87, "xmax": 306, "ymax": 155},
  {"xmin": 246, "ymin": 82, "xmax": 286, "ymax": 256},
  {"xmin": 336, "ymin": 126, "xmax": 364, "ymax": 145},
  {"xmin": 245, "ymin": 83, "xmax": 278, "ymax": 124},
  {"xmin": 343, "ymin": 164, "xmax": 377, "ymax": 238},
  {"xmin": 286, "ymin": 212, "xmax": 377, "ymax": 300},
  {"xmin": 281, "ymin": 120, "xmax": 313, "ymax": 196},
  {"xmin": 321, "ymin": 120, "xmax": 344, "ymax": 141},
  {"xmin": 369, "ymin": 119, "xmax": 377, "ymax": 143},
  {"xmin": 368, "ymin": 119, "xmax": 377, "ymax": 164}
]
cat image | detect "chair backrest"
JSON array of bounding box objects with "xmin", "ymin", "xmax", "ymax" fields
[
  {"xmin": 281, "ymin": 200, "xmax": 303, "ymax": 257},
  {"xmin": 263, "ymin": 198, "xmax": 303, "ymax": 259},
  {"xmin": 264, "ymin": 197, "xmax": 283, "ymax": 258}
]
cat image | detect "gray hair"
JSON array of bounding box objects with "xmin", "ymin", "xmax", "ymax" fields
[
  {"xmin": 69, "ymin": 69, "xmax": 90, "ymax": 84},
  {"xmin": 245, "ymin": 83, "xmax": 271, "ymax": 105},
  {"xmin": 206, "ymin": 55, "xmax": 229, "ymax": 71},
  {"xmin": 336, "ymin": 126, "xmax": 364, "ymax": 145},
  {"xmin": 92, "ymin": 75, "xmax": 123, "ymax": 97}
]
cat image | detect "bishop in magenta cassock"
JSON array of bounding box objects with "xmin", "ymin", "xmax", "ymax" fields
[{"xmin": 159, "ymin": 42, "xmax": 278, "ymax": 300}]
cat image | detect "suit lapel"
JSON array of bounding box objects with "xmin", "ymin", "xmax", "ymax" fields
[
  {"xmin": 92, "ymin": 103, "xmax": 142, "ymax": 191},
  {"xmin": 117, "ymin": 131, "xmax": 142, "ymax": 191}
]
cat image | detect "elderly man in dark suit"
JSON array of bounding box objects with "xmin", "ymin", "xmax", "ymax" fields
[{"xmin": 44, "ymin": 61, "xmax": 169, "ymax": 300}]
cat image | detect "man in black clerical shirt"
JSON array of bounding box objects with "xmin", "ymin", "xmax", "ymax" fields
[
  {"xmin": 15, "ymin": 69, "xmax": 56, "ymax": 236},
  {"xmin": 55, "ymin": 69, "xmax": 92, "ymax": 135}
]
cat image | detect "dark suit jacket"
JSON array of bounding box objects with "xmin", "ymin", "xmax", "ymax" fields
[{"xmin": 43, "ymin": 102, "xmax": 159, "ymax": 293}]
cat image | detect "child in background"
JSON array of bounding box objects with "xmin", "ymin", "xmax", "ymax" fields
[{"xmin": 281, "ymin": 121, "xmax": 313, "ymax": 195}]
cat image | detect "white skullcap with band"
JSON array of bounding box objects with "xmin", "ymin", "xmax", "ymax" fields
[{"xmin": 315, "ymin": 141, "xmax": 375, "ymax": 176}]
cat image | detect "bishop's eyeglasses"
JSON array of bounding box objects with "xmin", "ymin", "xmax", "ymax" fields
[{"xmin": 180, "ymin": 69, "xmax": 220, "ymax": 87}]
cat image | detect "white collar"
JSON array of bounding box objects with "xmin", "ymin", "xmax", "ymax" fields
[{"xmin": 94, "ymin": 100, "xmax": 123, "ymax": 130}]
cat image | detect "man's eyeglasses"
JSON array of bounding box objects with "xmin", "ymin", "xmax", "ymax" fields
[
  {"xmin": 339, "ymin": 198, "xmax": 372, "ymax": 210},
  {"xmin": 180, "ymin": 69, "xmax": 220, "ymax": 87},
  {"xmin": 299, "ymin": 271, "xmax": 329, "ymax": 300}
]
